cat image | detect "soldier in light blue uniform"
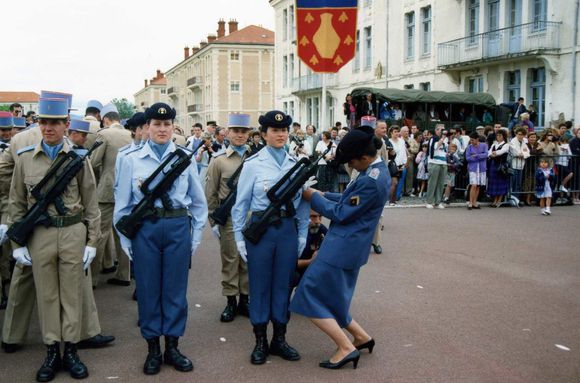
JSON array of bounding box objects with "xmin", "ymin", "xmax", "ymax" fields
[
  {"xmin": 231, "ymin": 110, "xmax": 310, "ymax": 365},
  {"xmin": 113, "ymin": 103, "xmax": 207, "ymax": 376},
  {"xmin": 290, "ymin": 128, "xmax": 390, "ymax": 370}
]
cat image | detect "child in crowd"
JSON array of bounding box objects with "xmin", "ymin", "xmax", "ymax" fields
[
  {"xmin": 555, "ymin": 135, "xmax": 574, "ymax": 195},
  {"xmin": 536, "ymin": 157, "xmax": 555, "ymax": 215},
  {"xmin": 443, "ymin": 143, "xmax": 461, "ymax": 203},
  {"xmin": 293, "ymin": 211, "xmax": 328, "ymax": 287},
  {"xmin": 415, "ymin": 143, "xmax": 429, "ymax": 197}
]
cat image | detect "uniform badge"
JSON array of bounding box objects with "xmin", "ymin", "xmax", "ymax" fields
[
  {"xmin": 275, "ymin": 113, "xmax": 283, "ymax": 122},
  {"xmin": 349, "ymin": 196, "xmax": 360, "ymax": 206},
  {"xmin": 158, "ymin": 107, "xmax": 167, "ymax": 115},
  {"xmin": 137, "ymin": 177, "xmax": 143, "ymax": 188},
  {"xmin": 263, "ymin": 181, "xmax": 269, "ymax": 192},
  {"xmin": 369, "ymin": 168, "xmax": 380, "ymax": 180}
]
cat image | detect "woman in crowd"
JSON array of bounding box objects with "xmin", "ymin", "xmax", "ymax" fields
[
  {"xmin": 539, "ymin": 128, "xmax": 560, "ymax": 168},
  {"xmin": 195, "ymin": 132, "xmax": 214, "ymax": 188},
  {"xmin": 569, "ymin": 128, "xmax": 580, "ymax": 203},
  {"xmin": 522, "ymin": 131, "xmax": 543, "ymax": 206},
  {"xmin": 465, "ymin": 132, "xmax": 488, "ymax": 209},
  {"xmin": 343, "ymin": 94, "xmax": 357, "ymax": 129},
  {"xmin": 248, "ymin": 130, "xmax": 265, "ymax": 155},
  {"xmin": 487, "ymin": 128, "xmax": 510, "ymax": 207},
  {"xmin": 386, "ymin": 125, "xmax": 407, "ymax": 206},
  {"xmin": 519, "ymin": 113, "xmax": 534, "ymax": 132}
]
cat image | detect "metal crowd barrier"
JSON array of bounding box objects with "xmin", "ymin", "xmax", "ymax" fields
[{"xmin": 449, "ymin": 154, "xmax": 580, "ymax": 207}]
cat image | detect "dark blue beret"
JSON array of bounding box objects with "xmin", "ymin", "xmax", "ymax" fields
[
  {"xmin": 334, "ymin": 130, "xmax": 374, "ymax": 164},
  {"xmin": 145, "ymin": 103, "xmax": 176, "ymax": 121},
  {"xmin": 125, "ymin": 112, "xmax": 146, "ymax": 129},
  {"xmin": 258, "ymin": 110, "xmax": 292, "ymax": 130}
]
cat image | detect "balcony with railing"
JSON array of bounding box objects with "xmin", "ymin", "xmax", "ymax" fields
[
  {"xmin": 438, "ymin": 21, "xmax": 561, "ymax": 69},
  {"xmin": 167, "ymin": 86, "xmax": 178, "ymax": 97},
  {"xmin": 291, "ymin": 73, "xmax": 338, "ymax": 94},
  {"xmin": 187, "ymin": 76, "xmax": 203, "ymax": 88},
  {"xmin": 187, "ymin": 104, "xmax": 203, "ymax": 113}
]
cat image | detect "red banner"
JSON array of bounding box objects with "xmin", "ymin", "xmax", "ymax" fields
[{"xmin": 296, "ymin": 1, "xmax": 358, "ymax": 73}]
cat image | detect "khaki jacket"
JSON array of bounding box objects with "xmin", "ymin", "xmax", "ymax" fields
[
  {"xmin": 90, "ymin": 123, "xmax": 132, "ymax": 203},
  {"xmin": 173, "ymin": 133, "xmax": 187, "ymax": 146},
  {"xmin": 8, "ymin": 140, "xmax": 101, "ymax": 247},
  {"xmin": 83, "ymin": 115, "xmax": 101, "ymax": 148},
  {"xmin": 204, "ymin": 147, "xmax": 247, "ymax": 225}
]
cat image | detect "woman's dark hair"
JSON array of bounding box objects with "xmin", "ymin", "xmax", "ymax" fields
[
  {"xmin": 251, "ymin": 131, "xmax": 261, "ymax": 138},
  {"xmin": 345, "ymin": 93, "xmax": 351, "ymax": 101},
  {"xmin": 469, "ymin": 132, "xmax": 480, "ymax": 139},
  {"xmin": 321, "ymin": 131, "xmax": 331, "ymax": 140}
]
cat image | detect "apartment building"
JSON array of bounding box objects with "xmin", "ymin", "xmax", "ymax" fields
[
  {"xmin": 0, "ymin": 91, "xmax": 40, "ymax": 113},
  {"xmin": 270, "ymin": 0, "xmax": 579, "ymax": 128},
  {"xmin": 134, "ymin": 70, "xmax": 168, "ymax": 112},
  {"xmin": 164, "ymin": 20, "xmax": 275, "ymax": 129}
]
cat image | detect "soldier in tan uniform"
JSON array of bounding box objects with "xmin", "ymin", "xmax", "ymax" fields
[
  {"xmin": 0, "ymin": 112, "xmax": 14, "ymax": 309},
  {"xmin": 83, "ymin": 100, "xmax": 102, "ymax": 148},
  {"xmin": 89, "ymin": 103, "xmax": 132, "ymax": 287},
  {"xmin": 0, "ymin": 101, "xmax": 114, "ymax": 355},
  {"xmin": 8, "ymin": 98, "xmax": 101, "ymax": 381},
  {"xmin": 204, "ymin": 113, "xmax": 251, "ymax": 322}
]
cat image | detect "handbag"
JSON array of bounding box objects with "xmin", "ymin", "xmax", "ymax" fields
[
  {"xmin": 388, "ymin": 160, "xmax": 399, "ymax": 177},
  {"xmin": 498, "ymin": 161, "xmax": 512, "ymax": 177}
]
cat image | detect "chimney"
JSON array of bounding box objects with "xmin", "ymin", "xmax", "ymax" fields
[
  {"xmin": 184, "ymin": 46, "xmax": 190, "ymax": 60},
  {"xmin": 191, "ymin": 46, "xmax": 200, "ymax": 55},
  {"xmin": 207, "ymin": 34, "xmax": 217, "ymax": 43},
  {"xmin": 156, "ymin": 69, "xmax": 162, "ymax": 79},
  {"xmin": 228, "ymin": 19, "xmax": 238, "ymax": 34},
  {"xmin": 217, "ymin": 19, "xmax": 226, "ymax": 38},
  {"xmin": 200, "ymin": 41, "xmax": 208, "ymax": 48},
  {"xmin": 144, "ymin": 79, "xmax": 148, "ymax": 88}
]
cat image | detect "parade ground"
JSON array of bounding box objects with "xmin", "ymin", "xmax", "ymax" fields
[{"xmin": 1, "ymin": 206, "xmax": 579, "ymax": 383}]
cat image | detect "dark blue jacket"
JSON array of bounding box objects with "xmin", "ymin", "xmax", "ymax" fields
[
  {"xmin": 535, "ymin": 168, "xmax": 555, "ymax": 194},
  {"xmin": 500, "ymin": 102, "xmax": 527, "ymax": 119},
  {"xmin": 311, "ymin": 161, "xmax": 390, "ymax": 270}
]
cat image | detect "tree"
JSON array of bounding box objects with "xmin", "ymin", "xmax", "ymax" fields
[
  {"xmin": 111, "ymin": 98, "xmax": 135, "ymax": 119},
  {"xmin": 0, "ymin": 105, "xmax": 10, "ymax": 112}
]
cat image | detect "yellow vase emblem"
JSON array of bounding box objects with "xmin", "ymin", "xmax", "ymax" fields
[{"xmin": 312, "ymin": 13, "xmax": 341, "ymax": 59}]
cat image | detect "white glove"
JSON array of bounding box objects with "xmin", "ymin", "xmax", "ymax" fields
[
  {"xmin": 122, "ymin": 246, "xmax": 133, "ymax": 262},
  {"xmin": 13, "ymin": 247, "xmax": 32, "ymax": 266},
  {"xmin": 0, "ymin": 224, "xmax": 8, "ymax": 245},
  {"xmin": 236, "ymin": 240, "xmax": 248, "ymax": 263},
  {"xmin": 191, "ymin": 240, "xmax": 200, "ymax": 257},
  {"xmin": 82, "ymin": 246, "xmax": 97, "ymax": 270},
  {"xmin": 298, "ymin": 237, "xmax": 307, "ymax": 257},
  {"xmin": 211, "ymin": 225, "xmax": 221, "ymax": 239},
  {"xmin": 303, "ymin": 175, "xmax": 318, "ymax": 189}
]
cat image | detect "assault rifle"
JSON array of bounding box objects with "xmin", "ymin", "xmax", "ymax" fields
[
  {"xmin": 209, "ymin": 156, "xmax": 246, "ymax": 226},
  {"xmin": 242, "ymin": 143, "xmax": 332, "ymax": 244},
  {"xmin": 7, "ymin": 141, "xmax": 103, "ymax": 247},
  {"xmin": 115, "ymin": 141, "xmax": 203, "ymax": 239}
]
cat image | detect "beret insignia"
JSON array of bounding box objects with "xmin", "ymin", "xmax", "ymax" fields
[{"xmin": 349, "ymin": 196, "xmax": 360, "ymax": 206}]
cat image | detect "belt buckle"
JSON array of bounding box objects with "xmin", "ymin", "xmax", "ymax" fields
[{"xmin": 54, "ymin": 216, "xmax": 63, "ymax": 227}]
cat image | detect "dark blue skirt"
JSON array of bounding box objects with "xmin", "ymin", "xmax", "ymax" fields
[
  {"xmin": 487, "ymin": 161, "xmax": 509, "ymax": 196},
  {"xmin": 289, "ymin": 258, "xmax": 360, "ymax": 328}
]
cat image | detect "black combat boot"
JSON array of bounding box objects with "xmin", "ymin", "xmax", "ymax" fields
[
  {"xmin": 220, "ymin": 296, "xmax": 237, "ymax": 322},
  {"xmin": 36, "ymin": 343, "xmax": 61, "ymax": 382},
  {"xmin": 0, "ymin": 280, "xmax": 8, "ymax": 310},
  {"xmin": 164, "ymin": 336, "xmax": 193, "ymax": 372},
  {"xmin": 237, "ymin": 294, "xmax": 250, "ymax": 317},
  {"xmin": 62, "ymin": 342, "xmax": 88, "ymax": 379},
  {"xmin": 250, "ymin": 323, "xmax": 269, "ymax": 365},
  {"xmin": 269, "ymin": 322, "xmax": 300, "ymax": 361},
  {"xmin": 143, "ymin": 337, "xmax": 162, "ymax": 375}
]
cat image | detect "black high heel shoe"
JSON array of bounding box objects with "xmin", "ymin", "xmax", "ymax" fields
[
  {"xmin": 319, "ymin": 349, "xmax": 360, "ymax": 370},
  {"xmin": 355, "ymin": 338, "xmax": 375, "ymax": 353}
]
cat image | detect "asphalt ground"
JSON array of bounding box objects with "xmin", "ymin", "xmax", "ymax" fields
[{"xmin": 1, "ymin": 205, "xmax": 579, "ymax": 383}]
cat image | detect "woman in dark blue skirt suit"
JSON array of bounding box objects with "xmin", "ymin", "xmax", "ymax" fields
[{"xmin": 290, "ymin": 127, "xmax": 391, "ymax": 369}]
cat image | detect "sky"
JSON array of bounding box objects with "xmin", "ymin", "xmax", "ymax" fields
[{"xmin": 0, "ymin": 0, "xmax": 275, "ymax": 111}]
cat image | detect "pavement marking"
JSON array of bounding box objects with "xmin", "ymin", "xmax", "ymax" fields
[
  {"xmin": 417, "ymin": 285, "xmax": 424, "ymax": 289},
  {"xmin": 555, "ymin": 344, "xmax": 570, "ymax": 351},
  {"xmin": 195, "ymin": 304, "xmax": 201, "ymax": 308},
  {"xmin": 404, "ymin": 344, "xmax": 413, "ymax": 347},
  {"xmin": 106, "ymin": 377, "xmax": 119, "ymax": 380},
  {"xmin": 522, "ymin": 328, "xmax": 531, "ymax": 332},
  {"xmin": 375, "ymin": 290, "xmax": 381, "ymax": 293},
  {"xmin": 220, "ymin": 337, "xmax": 226, "ymax": 342}
]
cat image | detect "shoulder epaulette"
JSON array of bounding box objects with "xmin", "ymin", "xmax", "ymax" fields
[
  {"xmin": 16, "ymin": 145, "xmax": 35, "ymax": 155},
  {"xmin": 176, "ymin": 144, "xmax": 193, "ymax": 154},
  {"xmin": 213, "ymin": 151, "xmax": 226, "ymax": 159},
  {"xmin": 124, "ymin": 146, "xmax": 142, "ymax": 157},
  {"xmin": 119, "ymin": 143, "xmax": 132, "ymax": 153},
  {"xmin": 244, "ymin": 152, "xmax": 259, "ymax": 162},
  {"xmin": 72, "ymin": 148, "xmax": 89, "ymax": 157}
]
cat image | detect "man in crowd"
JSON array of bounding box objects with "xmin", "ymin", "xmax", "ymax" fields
[
  {"xmin": 211, "ymin": 127, "xmax": 228, "ymax": 154},
  {"xmin": 425, "ymin": 125, "xmax": 448, "ymax": 209},
  {"xmin": 9, "ymin": 103, "xmax": 23, "ymax": 118},
  {"xmin": 83, "ymin": 100, "xmax": 102, "ymax": 148},
  {"xmin": 501, "ymin": 97, "xmax": 527, "ymax": 132},
  {"xmin": 186, "ymin": 123, "xmax": 203, "ymax": 149},
  {"xmin": 90, "ymin": 103, "xmax": 132, "ymax": 288}
]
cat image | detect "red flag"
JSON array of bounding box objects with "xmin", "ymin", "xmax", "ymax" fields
[{"xmin": 296, "ymin": 0, "xmax": 358, "ymax": 73}]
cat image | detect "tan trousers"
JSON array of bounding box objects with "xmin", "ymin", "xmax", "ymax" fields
[
  {"xmin": 219, "ymin": 219, "xmax": 249, "ymax": 296},
  {"xmin": 0, "ymin": 242, "xmax": 10, "ymax": 281},
  {"xmin": 372, "ymin": 214, "xmax": 384, "ymax": 245},
  {"xmin": 29, "ymin": 223, "xmax": 86, "ymax": 344},
  {"xmin": 2, "ymin": 263, "xmax": 101, "ymax": 344},
  {"xmin": 93, "ymin": 203, "xmax": 129, "ymax": 286}
]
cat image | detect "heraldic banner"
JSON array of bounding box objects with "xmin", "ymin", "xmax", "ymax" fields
[{"xmin": 296, "ymin": 0, "xmax": 358, "ymax": 73}]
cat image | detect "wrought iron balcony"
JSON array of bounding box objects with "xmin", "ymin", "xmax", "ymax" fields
[
  {"xmin": 187, "ymin": 104, "xmax": 203, "ymax": 113},
  {"xmin": 167, "ymin": 86, "xmax": 178, "ymax": 97},
  {"xmin": 291, "ymin": 73, "xmax": 337, "ymax": 94},
  {"xmin": 438, "ymin": 21, "xmax": 561, "ymax": 69},
  {"xmin": 187, "ymin": 76, "xmax": 203, "ymax": 87}
]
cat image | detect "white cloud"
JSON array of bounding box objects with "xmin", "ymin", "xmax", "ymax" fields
[{"xmin": 1, "ymin": 0, "xmax": 274, "ymax": 111}]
